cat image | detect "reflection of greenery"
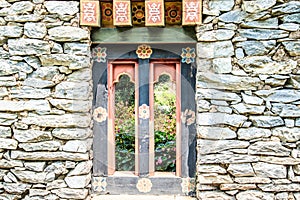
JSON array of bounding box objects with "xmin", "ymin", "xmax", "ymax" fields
[
  {"xmin": 115, "ymin": 75, "xmax": 135, "ymax": 171},
  {"xmin": 114, "ymin": 74, "xmax": 176, "ymax": 172},
  {"xmin": 154, "ymin": 75, "xmax": 176, "ymax": 172}
]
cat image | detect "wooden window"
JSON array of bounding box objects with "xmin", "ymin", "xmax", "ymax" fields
[{"xmin": 92, "ymin": 45, "xmax": 196, "ymax": 195}]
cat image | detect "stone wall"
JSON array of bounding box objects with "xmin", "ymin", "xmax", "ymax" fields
[
  {"xmin": 0, "ymin": 1, "xmax": 93, "ymax": 199},
  {"xmin": 196, "ymin": 0, "xmax": 300, "ymax": 199}
]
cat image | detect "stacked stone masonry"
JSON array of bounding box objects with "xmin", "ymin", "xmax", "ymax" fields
[
  {"xmin": 197, "ymin": 0, "xmax": 300, "ymax": 199},
  {"xmin": 0, "ymin": 0, "xmax": 93, "ymax": 199}
]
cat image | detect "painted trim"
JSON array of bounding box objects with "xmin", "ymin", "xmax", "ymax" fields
[{"xmin": 107, "ymin": 60, "xmax": 139, "ymax": 175}]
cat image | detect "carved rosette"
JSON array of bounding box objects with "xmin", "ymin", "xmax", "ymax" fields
[
  {"xmin": 181, "ymin": 47, "xmax": 196, "ymax": 64},
  {"xmin": 136, "ymin": 44, "xmax": 153, "ymax": 59},
  {"xmin": 93, "ymin": 106, "xmax": 108, "ymax": 123},
  {"xmin": 139, "ymin": 104, "xmax": 150, "ymax": 119},
  {"xmin": 136, "ymin": 178, "xmax": 152, "ymax": 193},
  {"xmin": 92, "ymin": 47, "xmax": 107, "ymax": 63},
  {"xmin": 92, "ymin": 177, "xmax": 107, "ymax": 192}
]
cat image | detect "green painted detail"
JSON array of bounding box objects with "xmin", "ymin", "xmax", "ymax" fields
[{"xmin": 91, "ymin": 27, "xmax": 196, "ymax": 44}]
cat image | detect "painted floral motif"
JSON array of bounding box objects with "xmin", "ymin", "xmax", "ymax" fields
[
  {"xmin": 136, "ymin": 44, "xmax": 153, "ymax": 59},
  {"xmin": 181, "ymin": 47, "xmax": 196, "ymax": 64},
  {"xmin": 182, "ymin": 109, "xmax": 195, "ymax": 126},
  {"xmin": 132, "ymin": 2, "xmax": 145, "ymax": 25},
  {"xmin": 92, "ymin": 177, "xmax": 107, "ymax": 192},
  {"xmin": 93, "ymin": 106, "xmax": 108, "ymax": 123},
  {"xmin": 101, "ymin": 2, "xmax": 113, "ymax": 26},
  {"xmin": 92, "ymin": 47, "xmax": 107, "ymax": 63},
  {"xmin": 136, "ymin": 178, "xmax": 152, "ymax": 193},
  {"xmin": 139, "ymin": 104, "xmax": 150, "ymax": 119},
  {"xmin": 165, "ymin": 2, "xmax": 182, "ymax": 25}
]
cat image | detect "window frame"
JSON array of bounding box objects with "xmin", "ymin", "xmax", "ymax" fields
[{"xmin": 92, "ymin": 44, "xmax": 197, "ymax": 195}]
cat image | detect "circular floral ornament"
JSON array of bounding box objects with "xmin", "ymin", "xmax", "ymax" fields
[
  {"xmin": 182, "ymin": 109, "xmax": 195, "ymax": 126},
  {"xmin": 136, "ymin": 44, "xmax": 153, "ymax": 59},
  {"xmin": 139, "ymin": 104, "xmax": 150, "ymax": 119},
  {"xmin": 92, "ymin": 177, "xmax": 107, "ymax": 192},
  {"xmin": 92, "ymin": 47, "xmax": 107, "ymax": 63},
  {"xmin": 93, "ymin": 106, "xmax": 108, "ymax": 123},
  {"xmin": 181, "ymin": 47, "xmax": 196, "ymax": 64},
  {"xmin": 136, "ymin": 178, "xmax": 152, "ymax": 193}
]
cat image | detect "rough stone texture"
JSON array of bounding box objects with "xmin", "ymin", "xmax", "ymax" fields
[
  {"xmin": 0, "ymin": 138, "xmax": 17, "ymax": 149},
  {"xmin": 197, "ymin": 1, "xmax": 300, "ymax": 198},
  {"xmin": 234, "ymin": 177, "xmax": 271, "ymax": 184},
  {"xmin": 237, "ymin": 127, "xmax": 271, "ymax": 140},
  {"xmin": 199, "ymin": 153, "xmax": 259, "ymax": 164},
  {"xmin": 65, "ymin": 174, "xmax": 91, "ymax": 189},
  {"xmin": 49, "ymin": 99, "xmax": 91, "ymax": 112},
  {"xmin": 198, "ymin": 165, "xmax": 227, "ymax": 174},
  {"xmin": 236, "ymin": 41, "xmax": 276, "ymax": 56},
  {"xmin": 241, "ymin": 18, "xmax": 278, "ymax": 29},
  {"xmin": 198, "ymin": 126, "xmax": 236, "ymax": 139},
  {"xmin": 252, "ymin": 162, "xmax": 287, "ymax": 178},
  {"xmin": 0, "ymin": 2, "xmax": 92, "ymax": 198},
  {"xmin": 44, "ymin": 1, "xmax": 79, "ymax": 15},
  {"xmin": 197, "ymin": 89, "xmax": 241, "ymax": 102},
  {"xmin": 48, "ymin": 26, "xmax": 89, "ymax": 42},
  {"xmin": 11, "ymin": 170, "xmax": 51, "ymax": 184},
  {"xmin": 39, "ymin": 54, "xmax": 90, "ymax": 69},
  {"xmin": 254, "ymin": 89, "xmax": 300, "ymax": 103},
  {"xmin": 248, "ymin": 141, "xmax": 290, "ymax": 156},
  {"xmin": 238, "ymin": 29, "xmax": 289, "ymax": 40},
  {"xmin": 62, "ymin": 140, "xmax": 88, "ymax": 153},
  {"xmin": 232, "ymin": 103, "xmax": 265, "ymax": 114},
  {"xmin": 197, "ymin": 73, "xmax": 262, "ymax": 90},
  {"xmin": 52, "ymin": 128, "xmax": 92, "ymax": 140},
  {"xmin": 219, "ymin": 10, "xmax": 247, "ymax": 23},
  {"xmin": 0, "ymin": 100, "xmax": 50, "ymax": 112},
  {"xmin": 198, "ymin": 191, "xmax": 235, "ymax": 200},
  {"xmin": 258, "ymin": 184, "xmax": 300, "ymax": 192},
  {"xmin": 19, "ymin": 141, "xmax": 61, "ymax": 152},
  {"xmin": 198, "ymin": 139, "xmax": 249, "ymax": 154},
  {"xmin": 11, "ymin": 151, "xmax": 89, "ymax": 161},
  {"xmin": 199, "ymin": 173, "xmax": 233, "ymax": 184},
  {"xmin": 197, "ymin": 30, "xmax": 235, "ymax": 42},
  {"xmin": 236, "ymin": 190, "xmax": 274, "ymax": 200},
  {"xmin": 272, "ymin": 127, "xmax": 300, "ymax": 142},
  {"xmin": 0, "ymin": 25, "xmax": 23, "ymax": 37},
  {"xmin": 51, "ymin": 188, "xmax": 88, "ymax": 199},
  {"xmin": 53, "ymin": 81, "xmax": 91, "ymax": 100},
  {"xmin": 237, "ymin": 56, "xmax": 297, "ymax": 75},
  {"xmin": 8, "ymin": 38, "xmax": 51, "ymax": 55},
  {"xmin": 283, "ymin": 41, "xmax": 300, "ymax": 56},
  {"xmin": 198, "ymin": 113, "xmax": 247, "ymax": 127},
  {"xmin": 249, "ymin": 116, "xmax": 284, "ymax": 128},
  {"xmin": 21, "ymin": 113, "xmax": 91, "ymax": 128},
  {"xmin": 13, "ymin": 129, "xmax": 52, "ymax": 143},
  {"xmin": 197, "ymin": 41, "xmax": 234, "ymax": 59},
  {"xmin": 227, "ymin": 163, "xmax": 255, "ymax": 177},
  {"xmin": 68, "ymin": 161, "xmax": 92, "ymax": 176},
  {"xmin": 24, "ymin": 22, "xmax": 47, "ymax": 39}
]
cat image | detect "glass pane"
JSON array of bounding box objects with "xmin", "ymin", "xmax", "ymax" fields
[
  {"xmin": 115, "ymin": 75, "xmax": 135, "ymax": 171},
  {"xmin": 154, "ymin": 74, "xmax": 176, "ymax": 172}
]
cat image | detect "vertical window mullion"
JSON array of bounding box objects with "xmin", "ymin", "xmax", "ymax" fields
[
  {"xmin": 175, "ymin": 62, "xmax": 181, "ymax": 177},
  {"xmin": 138, "ymin": 59, "xmax": 150, "ymax": 176}
]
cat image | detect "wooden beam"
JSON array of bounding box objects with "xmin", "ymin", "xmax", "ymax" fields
[{"xmin": 91, "ymin": 27, "xmax": 197, "ymax": 44}]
